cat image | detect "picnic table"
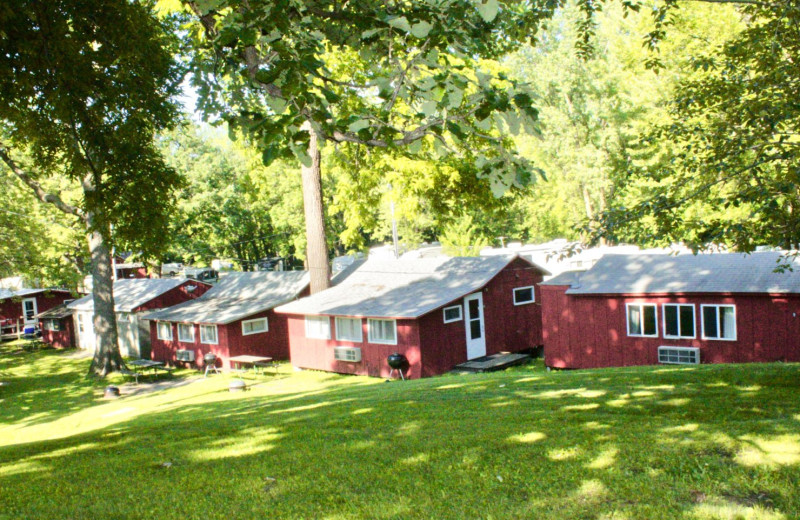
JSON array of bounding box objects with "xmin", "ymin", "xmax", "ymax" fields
[
  {"xmin": 228, "ymin": 355, "xmax": 278, "ymax": 375},
  {"xmin": 123, "ymin": 359, "xmax": 173, "ymax": 384}
]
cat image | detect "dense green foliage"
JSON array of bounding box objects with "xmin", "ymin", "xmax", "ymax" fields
[
  {"xmin": 3, "ymin": 346, "xmax": 800, "ymax": 518},
  {"xmin": 592, "ymin": 2, "xmax": 800, "ymax": 251},
  {"xmin": 0, "ymin": 0, "xmax": 184, "ymax": 258}
]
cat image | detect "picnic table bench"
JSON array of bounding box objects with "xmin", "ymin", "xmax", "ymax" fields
[
  {"xmin": 229, "ymin": 355, "xmax": 279, "ymax": 375},
  {"xmin": 124, "ymin": 359, "xmax": 174, "ymax": 384}
]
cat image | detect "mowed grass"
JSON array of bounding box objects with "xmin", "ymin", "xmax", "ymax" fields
[{"xmin": 1, "ymin": 344, "xmax": 800, "ymax": 519}]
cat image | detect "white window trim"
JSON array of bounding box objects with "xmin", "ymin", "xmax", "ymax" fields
[
  {"xmin": 700, "ymin": 304, "xmax": 737, "ymax": 341},
  {"xmin": 177, "ymin": 323, "xmax": 195, "ymax": 343},
  {"xmin": 443, "ymin": 305, "xmax": 463, "ymax": 323},
  {"xmin": 626, "ymin": 303, "xmax": 658, "ymax": 338},
  {"xmin": 117, "ymin": 312, "xmax": 130, "ymax": 323},
  {"xmin": 367, "ymin": 318, "xmax": 397, "ymax": 345},
  {"xmin": 513, "ymin": 286, "xmax": 536, "ymax": 306},
  {"xmin": 662, "ymin": 303, "xmax": 696, "ymax": 339},
  {"xmin": 200, "ymin": 324, "xmax": 218, "ymax": 345},
  {"xmin": 335, "ymin": 317, "xmax": 363, "ymax": 342},
  {"xmin": 157, "ymin": 321, "xmax": 173, "ymax": 341},
  {"xmin": 305, "ymin": 316, "xmax": 331, "ymax": 340},
  {"xmin": 242, "ymin": 317, "xmax": 268, "ymax": 336}
]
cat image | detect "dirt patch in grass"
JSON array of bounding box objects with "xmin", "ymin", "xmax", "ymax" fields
[{"xmin": 721, "ymin": 491, "xmax": 776, "ymax": 509}]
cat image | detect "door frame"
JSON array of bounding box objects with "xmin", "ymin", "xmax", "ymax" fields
[
  {"xmin": 22, "ymin": 297, "xmax": 38, "ymax": 325},
  {"xmin": 464, "ymin": 292, "xmax": 486, "ymax": 359}
]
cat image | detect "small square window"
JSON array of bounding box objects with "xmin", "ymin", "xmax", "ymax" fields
[
  {"xmin": 200, "ymin": 324, "xmax": 218, "ymax": 344},
  {"xmin": 157, "ymin": 322, "xmax": 173, "ymax": 341},
  {"xmin": 368, "ymin": 319, "xmax": 397, "ymax": 345},
  {"xmin": 513, "ymin": 286, "xmax": 535, "ymax": 305},
  {"xmin": 443, "ymin": 305, "xmax": 463, "ymax": 323},
  {"xmin": 242, "ymin": 318, "xmax": 268, "ymax": 335},
  {"xmin": 627, "ymin": 303, "xmax": 658, "ymax": 337},
  {"xmin": 305, "ymin": 316, "xmax": 331, "ymax": 339},
  {"xmin": 177, "ymin": 323, "xmax": 195, "ymax": 343},
  {"xmin": 335, "ymin": 317, "xmax": 363, "ymax": 342}
]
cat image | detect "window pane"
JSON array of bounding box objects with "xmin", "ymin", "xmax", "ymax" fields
[
  {"xmin": 468, "ymin": 299, "xmax": 479, "ymax": 318},
  {"xmin": 444, "ymin": 306, "xmax": 461, "ymax": 322},
  {"xmin": 643, "ymin": 306, "xmax": 656, "ymax": 335},
  {"xmin": 470, "ymin": 320, "xmax": 482, "ymax": 340},
  {"xmin": 720, "ymin": 306, "xmax": 736, "ymax": 339},
  {"xmin": 664, "ymin": 306, "xmax": 678, "ymax": 336},
  {"xmin": 679, "ymin": 306, "xmax": 695, "ymax": 337},
  {"xmin": 514, "ymin": 287, "xmax": 533, "ymax": 304},
  {"xmin": 628, "ymin": 306, "xmax": 641, "ymax": 335},
  {"xmin": 703, "ymin": 307, "xmax": 718, "ymax": 338}
]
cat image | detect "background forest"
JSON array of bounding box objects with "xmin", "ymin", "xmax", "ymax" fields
[{"xmin": 0, "ymin": 1, "xmax": 761, "ymax": 285}]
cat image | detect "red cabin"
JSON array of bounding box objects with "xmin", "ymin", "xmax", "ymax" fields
[
  {"xmin": 540, "ymin": 252, "xmax": 800, "ymax": 369},
  {"xmin": 275, "ymin": 255, "xmax": 548, "ymax": 379},
  {"xmin": 145, "ymin": 271, "xmax": 309, "ymax": 369},
  {"xmin": 37, "ymin": 304, "xmax": 76, "ymax": 348},
  {"xmin": 0, "ymin": 288, "xmax": 74, "ymax": 340}
]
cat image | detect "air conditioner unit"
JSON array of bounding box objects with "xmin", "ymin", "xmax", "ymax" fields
[
  {"xmin": 658, "ymin": 346, "xmax": 700, "ymax": 365},
  {"xmin": 176, "ymin": 349, "xmax": 195, "ymax": 362},
  {"xmin": 334, "ymin": 346, "xmax": 361, "ymax": 362}
]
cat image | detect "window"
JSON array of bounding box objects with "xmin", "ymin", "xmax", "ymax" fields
[
  {"xmin": 513, "ymin": 286, "xmax": 535, "ymax": 305},
  {"xmin": 368, "ymin": 319, "xmax": 397, "ymax": 345},
  {"xmin": 77, "ymin": 313, "xmax": 85, "ymax": 333},
  {"xmin": 443, "ymin": 305, "xmax": 463, "ymax": 323},
  {"xmin": 335, "ymin": 317, "xmax": 362, "ymax": 342},
  {"xmin": 200, "ymin": 324, "xmax": 218, "ymax": 344},
  {"xmin": 627, "ymin": 303, "xmax": 657, "ymax": 337},
  {"xmin": 177, "ymin": 323, "xmax": 195, "ymax": 342},
  {"xmin": 117, "ymin": 312, "xmax": 130, "ymax": 323},
  {"xmin": 157, "ymin": 322, "xmax": 173, "ymax": 341},
  {"xmin": 701, "ymin": 305, "xmax": 737, "ymax": 340},
  {"xmin": 42, "ymin": 319, "xmax": 53, "ymax": 331},
  {"xmin": 305, "ymin": 316, "xmax": 331, "ymax": 339},
  {"xmin": 663, "ymin": 304, "xmax": 695, "ymax": 339},
  {"xmin": 242, "ymin": 317, "xmax": 268, "ymax": 335}
]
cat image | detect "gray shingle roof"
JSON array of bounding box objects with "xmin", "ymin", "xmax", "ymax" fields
[
  {"xmin": 561, "ymin": 252, "xmax": 800, "ymax": 295},
  {"xmin": 540, "ymin": 270, "xmax": 584, "ymax": 287},
  {"xmin": 275, "ymin": 255, "xmax": 546, "ymax": 319},
  {"xmin": 141, "ymin": 271, "xmax": 309, "ymax": 324},
  {"xmin": 0, "ymin": 288, "xmax": 68, "ymax": 300},
  {"xmin": 67, "ymin": 278, "xmax": 194, "ymax": 313},
  {"xmin": 36, "ymin": 304, "xmax": 73, "ymax": 320}
]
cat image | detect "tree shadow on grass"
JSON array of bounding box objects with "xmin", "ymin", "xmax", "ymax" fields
[{"xmin": 1, "ymin": 362, "xmax": 800, "ymax": 519}]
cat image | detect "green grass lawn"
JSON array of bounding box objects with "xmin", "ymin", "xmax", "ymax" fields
[{"xmin": 1, "ymin": 343, "xmax": 799, "ymax": 519}]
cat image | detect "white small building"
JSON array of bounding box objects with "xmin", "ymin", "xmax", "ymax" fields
[{"xmin": 67, "ymin": 278, "xmax": 210, "ymax": 358}]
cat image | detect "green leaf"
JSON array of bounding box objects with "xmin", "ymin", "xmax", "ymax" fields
[
  {"xmin": 388, "ymin": 16, "xmax": 412, "ymax": 34},
  {"xmin": 421, "ymin": 100, "xmax": 438, "ymax": 117},
  {"xmin": 348, "ymin": 119, "xmax": 371, "ymax": 133},
  {"xmin": 266, "ymin": 96, "xmax": 287, "ymax": 115},
  {"xmin": 476, "ymin": 0, "xmax": 499, "ymax": 23},
  {"xmin": 411, "ymin": 21, "xmax": 434, "ymax": 39},
  {"xmin": 407, "ymin": 139, "xmax": 423, "ymax": 154},
  {"xmin": 361, "ymin": 28, "xmax": 383, "ymax": 39}
]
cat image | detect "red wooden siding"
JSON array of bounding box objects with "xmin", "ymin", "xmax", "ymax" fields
[
  {"xmin": 286, "ymin": 257, "xmax": 546, "ymax": 379},
  {"xmin": 541, "ymin": 284, "xmax": 800, "ymax": 369},
  {"xmin": 1, "ymin": 291, "xmax": 74, "ymax": 338},
  {"xmin": 133, "ymin": 281, "xmax": 211, "ymax": 312},
  {"xmin": 41, "ymin": 318, "xmax": 75, "ymax": 348},
  {"xmin": 286, "ymin": 316, "xmax": 423, "ymax": 378},
  {"xmin": 150, "ymin": 309, "xmax": 295, "ymax": 369}
]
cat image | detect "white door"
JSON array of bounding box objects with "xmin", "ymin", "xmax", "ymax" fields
[
  {"xmin": 77, "ymin": 311, "xmax": 96, "ymax": 350},
  {"xmin": 22, "ymin": 298, "xmax": 37, "ymax": 325},
  {"xmin": 464, "ymin": 292, "xmax": 486, "ymax": 359}
]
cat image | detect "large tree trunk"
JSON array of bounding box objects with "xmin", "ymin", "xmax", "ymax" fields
[
  {"xmin": 301, "ymin": 125, "xmax": 331, "ymax": 294},
  {"xmin": 87, "ymin": 222, "xmax": 124, "ymax": 375}
]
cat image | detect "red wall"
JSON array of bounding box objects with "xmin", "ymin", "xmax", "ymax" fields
[
  {"xmin": 285, "ymin": 257, "xmax": 546, "ymax": 379},
  {"xmin": 133, "ymin": 281, "xmax": 211, "ymax": 312},
  {"xmin": 418, "ymin": 256, "xmax": 545, "ymax": 377},
  {"xmin": 286, "ymin": 316, "xmax": 423, "ymax": 378},
  {"xmin": 541, "ymin": 284, "xmax": 800, "ymax": 369},
  {"xmin": 41, "ymin": 318, "xmax": 75, "ymax": 348},
  {"xmin": 150, "ymin": 309, "xmax": 293, "ymax": 369}
]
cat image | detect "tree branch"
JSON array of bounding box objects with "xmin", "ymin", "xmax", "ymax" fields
[{"xmin": 0, "ymin": 140, "xmax": 85, "ymax": 221}]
